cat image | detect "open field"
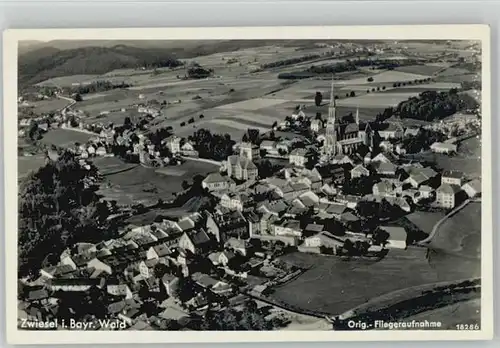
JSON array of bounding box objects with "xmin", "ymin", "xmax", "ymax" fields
[
  {"xmin": 41, "ymin": 128, "xmax": 94, "ymax": 148},
  {"xmin": 335, "ymin": 70, "xmax": 431, "ymax": 86},
  {"xmin": 18, "ymin": 155, "xmax": 46, "ymax": 180},
  {"xmin": 21, "ymin": 98, "xmax": 70, "ymax": 114},
  {"xmin": 404, "ymin": 211, "xmax": 446, "ymax": 235},
  {"xmin": 336, "ymin": 92, "xmax": 421, "ymax": 108},
  {"xmin": 271, "ymin": 248, "xmax": 440, "ymax": 315},
  {"xmin": 94, "ymin": 157, "xmax": 218, "ymax": 206},
  {"xmin": 216, "ymin": 97, "xmax": 289, "ymax": 111},
  {"xmin": 429, "ymin": 201, "xmax": 481, "ymax": 259},
  {"xmin": 35, "ymin": 74, "xmax": 100, "ymax": 87},
  {"xmin": 382, "ymin": 82, "xmax": 461, "ymax": 92},
  {"xmin": 394, "ymin": 64, "xmax": 446, "ymax": 76},
  {"xmin": 437, "ymin": 67, "xmax": 474, "ymax": 77},
  {"xmin": 401, "ymin": 298, "xmax": 480, "ymax": 330}
]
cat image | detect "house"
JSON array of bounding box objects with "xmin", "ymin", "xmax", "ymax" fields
[
  {"xmin": 313, "ymin": 164, "xmax": 347, "ymax": 186},
  {"xmin": 273, "ymin": 219, "xmax": 302, "ymax": 237},
  {"xmin": 418, "ymin": 185, "xmax": 435, "ymax": 199},
  {"xmin": 331, "ymin": 155, "xmax": 355, "ymax": 166},
  {"xmin": 107, "ymin": 284, "xmax": 133, "ymax": 299},
  {"xmin": 377, "ymin": 122, "xmax": 404, "ymax": 140},
  {"xmin": 87, "ymin": 258, "xmax": 112, "ymax": 275},
  {"xmin": 220, "ymin": 192, "xmax": 252, "ymax": 211},
  {"xmin": 322, "ymin": 203, "xmax": 348, "ymax": 219},
  {"xmin": 178, "ymin": 229, "xmax": 212, "ymax": 254},
  {"xmin": 226, "ymin": 155, "xmax": 258, "ymax": 181},
  {"xmin": 303, "ymin": 231, "xmax": 344, "ymax": 253},
  {"xmin": 430, "ymin": 142, "xmax": 457, "ymax": 154},
  {"xmin": 205, "ymin": 210, "xmax": 248, "ymax": 243},
  {"xmin": 163, "ymin": 135, "xmax": 181, "ymax": 154},
  {"xmin": 289, "ymin": 148, "xmax": 311, "ymax": 167},
  {"xmin": 239, "ymin": 142, "xmax": 260, "ymax": 160},
  {"xmin": 436, "ymin": 183, "xmax": 463, "ymax": 208},
  {"xmin": 27, "ymin": 289, "xmax": 50, "ymax": 304},
  {"xmin": 202, "ymin": 172, "xmax": 235, "ymax": 192},
  {"xmin": 371, "ymin": 161, "xmax": 397, "ymax": 176},
  {"xmin": 442, "ymin": 170, "xmax": 464, "ymax": 186},
  {"xmin": 373, "ymin": 181, "xmax": 396, "ymax": 197},
  {"xmin": 350, "ymin": 164, "xmax": 370, "ymax": 178},
  {"xmin": 146, "ymin": 243, "xmax": 171, "ymax": 260},
  {"xmin": 462, "ymin": 179, "xmax": 481, "ymax": 198},
  {"xmin": 96, "ymin": 146, "xmax": 107, "ymax": 157},
  {"xmin": 310, "ymin": 119, "xmax": 323, "ymax": 132},
  {"xmin": 208, "ymin": 251, "xmax": 236, "ymax": 266},
  {"xmin": 402, "ymin": 166, "xmax": 438, "ymax": 188},
  {"xmin": 191, "ymin": 272, "xmax": 231, "ymax": 294},
  {"xmin": 161, "ymin": 274, "xmax": 180, "ymax": 296},
  {"xmin": 181, "ymin": 141, "xmax": 198, "ymax": 157},
  {"xmin": 138, "ymin": 259, "xmax": 160, "ymax": 279},
  {"xmin": 404, "ymin": 127, "xmax": 421, "ymax": 137},
  {"xmin": 377, "ymin": 226, "xmax": 407, "ymax": 249},
  {"xmin": 225, "ymin": 237, "xmax": 248, "ymax": 256}
]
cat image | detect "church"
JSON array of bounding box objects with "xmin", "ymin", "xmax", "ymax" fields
[{"xmin": 319, "ymin": 80, "xmax": 374, "ymax": 157}]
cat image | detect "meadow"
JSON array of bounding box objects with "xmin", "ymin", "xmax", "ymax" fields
[
  {"xmin": 41, "ymin": 128, "xmax": 94, "ymax": 148},
  {"xmin": 18, "ymin": 155, "xmax": 46, "ymax": 180},
  {"xmin": 271, "ymin": 247, "xmax": 440, "ymax": 316}
]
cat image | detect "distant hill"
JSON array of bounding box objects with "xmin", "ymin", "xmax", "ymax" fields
[
  {"xmin": 18, "ymin": 45, "xmax": 184, "ymax": 88},
  {"xmin": 18, "ymin": 39, "xmax": 351, "ymax": 88}
]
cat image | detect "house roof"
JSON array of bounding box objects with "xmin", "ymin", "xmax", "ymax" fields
[
  {"xmin": 186, "ymin": 229, "xmax": 211, "ymax": 247},
  {"xmin": 442, "ymin": 170, "xmax": 464, "ymax": 179},
  {"xmin": 419, "ymin": 185, "xmax": 434, "ymax": 192},
  {"xmin": 191, "ymin": 272, "xmax": 220, "ymax": 288},
  {"xmin": 203, "ymin": 172, "xmax": 227, "ymax": 184},
  {"xmin": 351, "ymin": 164, "xmax": 369, "ymax": 174},
  {"xmin": 373, "ymin": 161, "xmax": 397, "ymax": 174},
  {"xmin": 437, "ymin": 183, "xmax": 462, "ymax": 195},
  {"xmin": 325, "ymin": 203, "xmax": 348, "ymax": 215},
  {"xmin": 152, "ymin": 244, "xmax": 171, "ymax": 257},
  {"xmin": 379, "ymin": 226, "xmax": 407, "ymax": 242},
  {"xmin": 308, "ymin": 231, "xmax": 344, "ymax": 246},
  {"xmin": 374, "ymin": 181, "xmax": 395, "ymax": 194},
  {"xmin": 177, "ymin": 218, "xmax": 195, "ymax": 231},
  {"xmin": 463, "ymin": 179, "xmax": 481, "ymax": 193},
  {"xmin": 290, "ymin": 148, "xmax": 309, "ymax": 157},
  {"xmin": 305, "ymin": 224, "xmax": 324, "ymax": 233},
  {"xmin": 226, "ymin": 237, "xmax": 246, "ymax": 249},
  {"xmin": 162, "ymin": 273, "xmax": 179, "ymax": 284},
  {"xmin": 28, "ymin": 289, "xmax": 49, "ymax": 301}
]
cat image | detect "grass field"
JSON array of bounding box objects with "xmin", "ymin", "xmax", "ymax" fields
[
  {"xmin": 337, "ymin": 70, "xmax": 431, "ymax": 86},
  {"xmin": 18, "ymin": 155, "xmax": 46, "ymax": 180},
  {"xmin": 22, "ymin": 98, "xmax": 70, "ymax": 114},
  {"xmin": 271, "ymin": 248, "xmax": 440, "ymax": 315},
  {"xmin": 36, "ymin": 74, "xmax": 100, "ymax": 87},
  {"xmin": 336, "ymin": 91, "xmax": 421, "ymax": 108},
  {"xmin": 41, "ymin": 128, "xmax": 94, "ymax": 148},
  {"xmin": 95, "ymin": 158, "xmax": 218, "ymax": 206},
  {"xmin": 403, "ymin": 211, "xmax": 446, "ymax": 235},
  {"xmin": 429, "ymin": 201, "xmax": 481, "ymax": 259},
  {"xmin": 394, "ymin": 64, "xmax": 446, "ymax": 76}
]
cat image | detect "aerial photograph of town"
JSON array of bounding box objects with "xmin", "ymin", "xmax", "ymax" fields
[{"xmin": 16, "ymin": 39, "xmax": 482, "ymax": 331}]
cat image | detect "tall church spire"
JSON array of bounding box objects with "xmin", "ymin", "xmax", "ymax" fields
[
  {"xmin": 328, "ymin": 75, "xmax": 336, "ymax": 124},
  {"xmin": 355, "ymin": 106, "xmax": 359, "ymax": 125},
  {"xmin": 329, "ymin": 74, "xmax": 336, "ymax": 107}
]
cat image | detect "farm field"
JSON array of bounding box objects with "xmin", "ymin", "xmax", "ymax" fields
[
  {"xmin": 336, "ymin": 91, "xmax": 421, "ymax": 108},
  {"xmin": 429, "ymin": 201, "xmax": 481, "ymax": 259},
  {"xmin": 404, "ymin": 211, "xmax": 446, "ymax": 235},
  {"xmin": 271, "ymin": 248, "xmax": 440, "ymax": 316},
  {"xmin": 21, "ymin": 98, "xmax": 70, "ymax": 114},
  {"xmin": 41, "ymin": 128, "xmax": 94, "ymax": 148},
  {"xmin": 336, "ymin": 70, "xmax": 431, "ymax": 86},
  {"xmin": 95, "ymin": 157, "xmax": 218, "ymax": 206},
  {"xmin": 437, "ymin": 67, "xmax": 474, "ymax": 77},
  {"xmin": 36, "ymin": 74, "xmax": 100, "ymax": 87},
  {"xmin": 394, "ymin": 64, "xmax": 446, "ymax": 76},
  {"xmin": 384, "ymin": 82, "xmax": 461, "ymax": 92}
]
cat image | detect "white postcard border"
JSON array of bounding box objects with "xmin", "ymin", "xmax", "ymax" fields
[{"xmin": 3, "ymin": 25, "xmax": 493, "ymax": 344}]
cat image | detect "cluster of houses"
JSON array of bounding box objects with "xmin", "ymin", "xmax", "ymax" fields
[{"xmin": 18, "ymin": 83, "xmax": 482, "ymax": 330}]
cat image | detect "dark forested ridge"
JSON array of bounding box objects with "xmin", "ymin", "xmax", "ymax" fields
[{"xmin": 18, "ymin": 45, "xmax": 184, "ymax": 87}]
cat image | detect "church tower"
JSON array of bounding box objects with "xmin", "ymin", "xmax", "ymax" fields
[
  {"xmin": 324, "ymin": 77, "xmax": 337, "ymax": 156},
  {"xmin": 355, "ymin": 107, "xmax": 359, "ymax": 125}
]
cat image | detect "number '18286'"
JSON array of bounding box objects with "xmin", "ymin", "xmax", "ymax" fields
[{"xmin": 456, "ymin": 324, "xmax": 480, "ymax": 330}]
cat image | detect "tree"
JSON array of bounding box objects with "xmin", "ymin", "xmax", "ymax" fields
[
  {"xmin": 350, "ymin": 91, "xmax": 356, "ymax": 97},
  {"xmin": 182, "ymin": 180, "xmax": 190, "ymax": 190},
  {"xmin": 242, "ymin": 133, "xmax": 249, "ymax": 142},
  {"xmin": 367, "ymin": 77, "xmax": 374, "ymax": 82},
  {"xmin": 247, "ymin": 128, "xmax": 260, "ymax": 144},
  {"xmin": 382, "ymin": 86, "xmax": 386, "ymax": 90},
  {"xmin": 315, "ymin": 112, "xmax": 322, "ymax": 120},
  {"xmin": 188, "ymin": 117, "xmax": 195, "ymax": 124},
  {"xmin": 314, "ymin": 91, "xmax": 323, "ymax": 106},
  {"xmin": 271, "ymin": 121, "xmax": 278, "ymax": 129},
  {"xmin": 199, "ymin": 114, "xmax": 205, "ymax": 119},
  {"xmin": 180, "ymin": 122, "xmax": 186, "ymax": 127},
  {"xmin": 74, "ymin": 93, "xmax": 83, "ymax": 102},
  {"xmin": 124, "ymin": 116, "xmax": 132, "ymax": 126}
]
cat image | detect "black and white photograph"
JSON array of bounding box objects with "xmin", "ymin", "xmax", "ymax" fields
[{"xmin": 3, "ymin": 26, "xmax": 493, "ymax": 343}]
